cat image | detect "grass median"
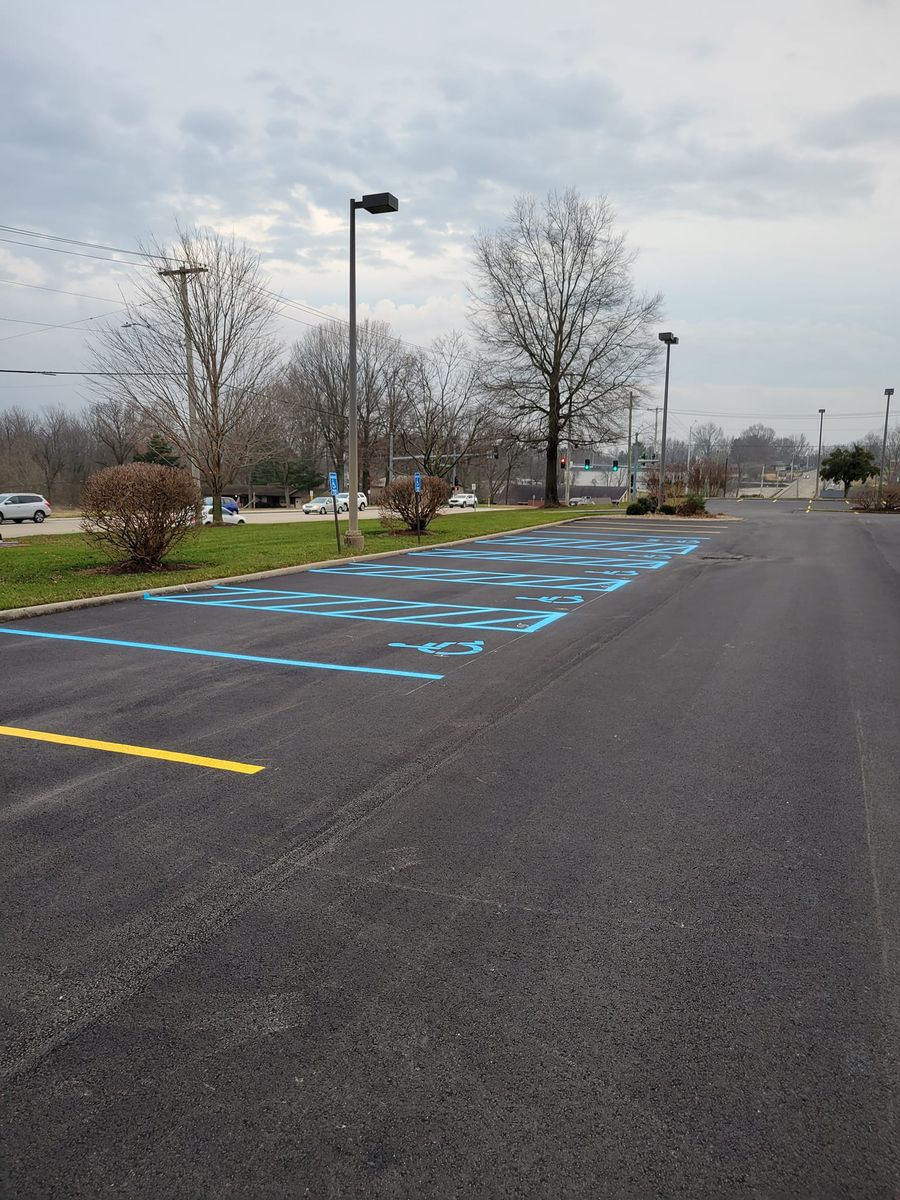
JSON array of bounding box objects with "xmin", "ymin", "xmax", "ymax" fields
[{"xmin": 0, "ymin": 505, "xmax": 617, "ymax": 610}]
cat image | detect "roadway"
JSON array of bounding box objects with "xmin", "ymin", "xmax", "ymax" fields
[
  {"xmin": 2, "ymin": 502, "xmax": 900, "ymax": 1196},
  {"xmin": 2, "ymin": 503, "xmax": 510, "ymax": 537}
]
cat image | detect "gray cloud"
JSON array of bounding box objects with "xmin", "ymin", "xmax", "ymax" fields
[{"xmin": 805, "ymin": 94, "xmax": 900, "ymax": 147}]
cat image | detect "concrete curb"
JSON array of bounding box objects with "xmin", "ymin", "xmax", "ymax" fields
[{"xmin": 0, "ymin": 516, "xmax": 586, "ymax": 622}]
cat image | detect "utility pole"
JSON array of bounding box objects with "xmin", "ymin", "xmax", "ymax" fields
[
  {"xmin": 878, "ymin": 388, "xmax": 894, "ymax": 505},
  {"xmin": 814, "ymin": 408, "xmax": 826, "ymax": 499},
  {"xmin": 564, "ymin": 418, "xmax": 573, "ymax": 506},
  {"xmin": 158, "ymin": 265, "xmax": 206, "ymax": 496},
  {"xmin": 625, "ymin": 392, "xmax": 634, "ymax": 501}
]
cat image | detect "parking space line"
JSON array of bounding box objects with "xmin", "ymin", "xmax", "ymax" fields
[
  {"xmin": 0, "ymin": 627, "xmax": 444, "ymax": 680},
  {"xmin": 414, "ymin": 548, "xmax": 671, "ymax": 568},
  {"xmin": 145, "ymin": 586, "xmax": 566, "ymax": 633},
  {"xmin": 312, "ymin": 563, "xmax": 632, "ymax": 592},
  {"xmin": 0, "ymin": 724, "xmax": 264, "ymax": 774}
]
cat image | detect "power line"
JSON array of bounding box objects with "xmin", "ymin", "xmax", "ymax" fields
[
  {"xmin": 0, "ymin": 308, "xmax": 127, "ymax": 344},
  {"xmin": 0, "ymin": 224, "xmax": 177, "ymax": 262},
  {"xmin": 0, "ymin": 368, "xmax": 183, "ymax": 377},
  {"xmin": 0, "ymin": 236, "xmax": 146, "ymax": 267},
  {"xmin": 0, "ymin": 277, "xmax": 123, "ymax": 304}
]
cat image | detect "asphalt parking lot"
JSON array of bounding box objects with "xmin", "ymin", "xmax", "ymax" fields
[{"xmin": 4, "ymin": 507, "xmax": 900, "ymax": 1197}]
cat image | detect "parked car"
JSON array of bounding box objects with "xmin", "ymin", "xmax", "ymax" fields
[
  {"xmin": 448, "ymin": 492, "xmax": 477, "ymax": 508},
  {"xmin": 567, "ymin": 496, "xmax": 594, "ymax": 507},
  {"xmin": 335, "ymin": 492, "xmax": 368, "ymax": 513},
  {"xmin": 0, "ymin": 492, "xmax": 52, "ymax": 523},
  {"xmin": 199, "ymin": 505, "xmax": 244, "ymax": 526},
  {"xmin": 302, "ymin": 496, "xmax": 334, "ymax": 515},
  {"xmin": 203, "ymin": 495, "xmax": 240, "ymax": 514}
]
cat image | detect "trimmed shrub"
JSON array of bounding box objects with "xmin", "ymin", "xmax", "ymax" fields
[
  {"xmin": 379, "ymin": 474, "xmax": 451, "ymax": 533},
  {"xmin": 882, "ymin": 485, "xmax": 900, "ymax": 513},
  {"xmin": 659, "ymin": 503, "xmax": 677, "ymax": 515},
  {"xmin": 676, "ymin": 494, "xmax": 706, "ymax": 516},
  {"xmin": 81, "ymin": 463, "xmax": 200, "ymax": 571},
  {"xmin": 625, "ymin": 502, "xmax": 645, "ymax": 515}
]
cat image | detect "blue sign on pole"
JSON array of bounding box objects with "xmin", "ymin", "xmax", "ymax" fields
[
  {"xmin": 328, "ymin": 472, "xmax": 339, "ymax": 496},
  {"xmin": 414, "ymin": 472, "xmax": 422, "ymax": 493}
]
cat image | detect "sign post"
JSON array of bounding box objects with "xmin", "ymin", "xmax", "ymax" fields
[
  {"xmin": 328, "ymin": 471, "xmax": 341, "ymax": 554},
  {"xmin": 413, "ymin": 472, "xmax": 422, "ymax": 546}
]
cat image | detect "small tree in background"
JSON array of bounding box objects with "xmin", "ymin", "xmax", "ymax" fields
[
  {"xmin": 379, "ymin": 475, "xmax": 450, "ymax": 533},
  {"xmin": 134, "ymin": 433, "xmax": 182, "ymax": 468},
  {"xmin": 820, "ymin": 444, "xmax": 879, "ymax": 497},
  {"xmin": 81, "ymin": 463, "xmax": 200, "ymax": 572}
]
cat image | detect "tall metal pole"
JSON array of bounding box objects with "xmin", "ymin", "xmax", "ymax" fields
[
  {"xmin": 814, "ymin": 408, "xmax": 826, "ymax": 499},
  {"xmin": 878, "ymin": 388, "xmax": 894, "ymax": 505},
  {"xmin": 658, "ymin": 344, "xmax": 672, "ymax": 507},
  {"xmin": 345, "ymin": 200, "xmax": 363, "ymax": 550},
  {"xmin": 625, "ymin": 392, "xmax": 634, "ymax": 501}
]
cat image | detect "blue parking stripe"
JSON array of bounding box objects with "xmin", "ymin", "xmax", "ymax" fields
[
  {"xmin": 414, "ymin": 548, "xmax": 670, "ymax": 568},
  {"xmin": 0, "ymin": 627, "xmax": 444, "ymax": 680},
  {"xmin": 145, "ymin": 586, "xmax": 566, "ymax": 633},
  {"xmin": 312, "ymin": 562, "xmax": 632, "ymax": 592}
]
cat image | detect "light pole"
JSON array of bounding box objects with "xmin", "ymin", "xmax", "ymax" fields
[
  {"xmin": 814, "ymin": 407, "xmax": 826, "ymax": 499},
  {"xmin": 657, "ymin": 332, "xmax": 679, "ymax": 506},
  {"xmin": 346, "ymin": 191, "xmax": 399, "ymax": 550},
  {"xmin": 625, "ymin": 391, "xmax": 634, "ymax": 501},
  {"xmin": 878, "ymin": 388, "xmax": 894, "ymax": 505}
]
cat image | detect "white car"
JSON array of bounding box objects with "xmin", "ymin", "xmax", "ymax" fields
[
  {"xmin": 199, "ymin": 505, "xmax": 244, "ymax": 525},
  {"xmin": 336, "ymin": 492, "xmax": 368, "ymax": 513},
  {"xmin": 448, "ymin": 492, "xmax": 477, "ymax": 508},
  {"xmin": 0, "ymin": 492, "xmax": 52, "ymax": 523},
  {"xmin": 302, "ymin": 496, "xmax": 334, "ymax": 515}
]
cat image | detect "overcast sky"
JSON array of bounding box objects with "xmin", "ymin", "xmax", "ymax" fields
[{"xmin": 2, "ymin": 0, "xmax": 898, "ymax": 446}]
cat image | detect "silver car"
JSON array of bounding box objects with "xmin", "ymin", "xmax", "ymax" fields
[{"xmin": 0, "ymin": 492, "xmax": 52, "ymax": 523}]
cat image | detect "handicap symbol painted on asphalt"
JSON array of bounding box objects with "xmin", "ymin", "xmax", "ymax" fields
[
  {"xmin": 389, "ymin": 639, "xmax": 485, "ymax": 657},
  {"xmin": 514, "ymin": 594, "xmax": 584, "ymax": 605}
]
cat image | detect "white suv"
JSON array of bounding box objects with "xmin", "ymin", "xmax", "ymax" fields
[
  {"xmin": 0, "ymin": 492, "xmax": 52, "ymax": 523},
  {"xmin": 448, "ymin": 492, "xmax": 477, "ymax": 508}
]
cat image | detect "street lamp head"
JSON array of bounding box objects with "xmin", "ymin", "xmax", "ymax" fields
[
  {"xmin": 358, "ymin": 192, "xmax": 399, "ymax": 214},
  {"xmin": 658, "ymin": 332, "xmax": 679, "ymax": 345},
  {"xmin": 885, "ymin": 388, "xmax": 895, "ymax": 397},
  {"xmin": 818, "ymin": 408, "xmax": 825, "ymax": 414}
]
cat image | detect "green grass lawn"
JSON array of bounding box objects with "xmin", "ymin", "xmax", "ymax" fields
[{"xmin": 0, "ymin": 506, "xmax": 617, "ymax": 610}]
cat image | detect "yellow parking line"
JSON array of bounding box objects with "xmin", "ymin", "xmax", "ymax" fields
[{"xmin": 0, "ymin": 725, "xmax": 264, "ymax": 775}]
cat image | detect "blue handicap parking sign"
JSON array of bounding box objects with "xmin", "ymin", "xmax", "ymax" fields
[
  {"xmin": 414, "ymin": 472, "xmax": 422, "ymax": 493},
  {"xmin": 328, "ymin": 472, "xmax": 338, "ymax": 495}
]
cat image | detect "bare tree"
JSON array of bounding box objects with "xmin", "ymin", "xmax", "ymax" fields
[
  {"xmin": 691, "ymin": 422, "xmax": 725, "ymax": 461},
  {"xmin": 470, "ymin": 189, "xmax": 663, "ymax": 504},
  {"xmin": 90, "ymin": 227, "xmax": 281, "ymax": 522},
  {"xmin": 31, "ymin": 406, "xmax": 75, "ymax": 501},
  {"xmin": 87, "ymin": 396, "xmax": 141, "ymax": 465},
  {"xmin": 0, "ymin": 407, "xmax": 39, "ymax": 489},
  {"xmin": 283, "ymin": 319, "xmax": 405, "ymax": 490},
  {"xmin": 399, "ymin": 333, "xmax": 486, "ymax": 479}
]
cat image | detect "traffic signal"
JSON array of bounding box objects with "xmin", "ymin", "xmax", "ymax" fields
[
  {"xmin": 560, "ymin": 456, "xmax": 567, "ymax": 469},
  {"xmin": 584, "ymin": 457, "xmax": 591, "ymax": 470},
  {"xmin": 612, "ymin": 459, "xmax": 619, "ymax": 472}
]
